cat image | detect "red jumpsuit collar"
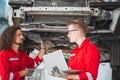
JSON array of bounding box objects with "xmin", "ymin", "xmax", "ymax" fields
[
  {"xmin": 76, "ymin": 38, "xmax": 90, "ymax": 49},
  {"xmin": 72, "ymin": 38, "xmax": 90, "ymax": 54},
  {"xmin": 8, "ymin": 48, "xmax": 20, "ymax": 55}
]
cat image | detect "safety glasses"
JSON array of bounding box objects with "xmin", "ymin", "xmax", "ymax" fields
[{"xmin": 67, "ymin": 29, "xmax": 78, "ymax": 33}]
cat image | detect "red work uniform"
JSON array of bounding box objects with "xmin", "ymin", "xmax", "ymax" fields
[
  {"xmin": 68, "ymin": 38, "xmax": 100, "ymax": 80},
  {"xmin": 0, "ymin": 48, "xmax": 42, "ymax": 80}
]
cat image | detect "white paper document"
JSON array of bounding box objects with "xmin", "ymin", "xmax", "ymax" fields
[{"xmin": 43, "ymin": 50, "xmax": 68, "ymax": 75}]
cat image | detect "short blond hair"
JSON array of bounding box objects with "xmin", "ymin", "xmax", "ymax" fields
[{"xmin": 67, "ymin": 18, "xmax": 87, "ymax": 35}]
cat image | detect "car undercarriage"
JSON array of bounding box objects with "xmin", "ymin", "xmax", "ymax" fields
[{"xmin": 1, "ymin": 0, "xmax": 120, "ymax": 79}]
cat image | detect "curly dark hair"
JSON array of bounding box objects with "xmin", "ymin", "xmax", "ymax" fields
[{"xmin": 0, "ymin": 26, "xmax": 22, "ymax": 51}]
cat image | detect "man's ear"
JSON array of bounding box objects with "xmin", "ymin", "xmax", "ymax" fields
[
  {"xmin": 77, "ymin": 30, "xmax": 81, "ymax": 35},
  {"xmin": 78, "ymin": 30, "xmax": 83, "ymax": 36}
]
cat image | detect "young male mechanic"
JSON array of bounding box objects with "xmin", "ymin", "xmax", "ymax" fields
[
  {"xmin": 0, "ymin": 26, "xmax": 45, "ymax": 80},
  {"xmin": 66, "ymin": 19, "xmax": 100, "ymax": 80}
]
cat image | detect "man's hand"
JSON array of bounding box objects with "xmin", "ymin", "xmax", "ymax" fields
[
  {"xmin": 51, "ymin": 66, "xmax": 67, "ymax": 79},
  {"xmin": 38, "ymin": 40, "xmax": 52, "ymax": 59},
  {"xmin": 40, "ymin": 40, "xmax": 45, "ymax": 49},
  {"xmin": 19, "ymin": 69, "xmax": 27, "ymax": 77},
  {"xmin": 19, "ymin": 68, "xmax": 34, "ymax": 77},
  {"xmin": 26, "ymin": 68, "xmax": 34, "ymax": 76},
  {"xmin": 40, "ymin": 40, "xmax": 52, "ymax": 51},
  {"xmin": 66, "ymin": 74, "xmax": 80, "ymax": 80}
]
